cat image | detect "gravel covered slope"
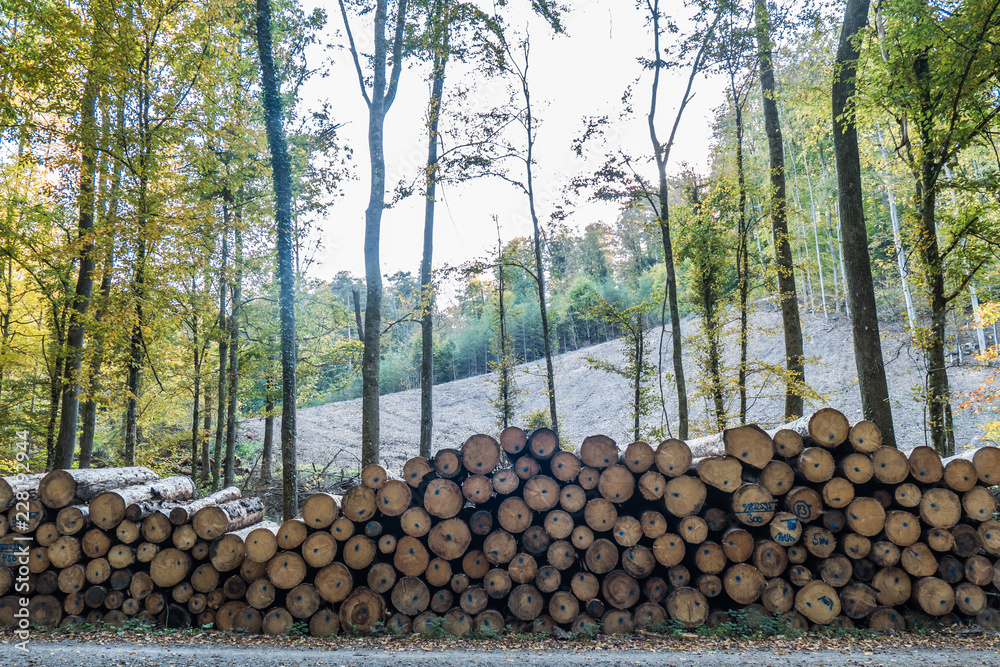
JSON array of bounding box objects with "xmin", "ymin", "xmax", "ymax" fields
[{"xmin": 240, "ymin": 308, "xmax": 996, "ymax": 474}]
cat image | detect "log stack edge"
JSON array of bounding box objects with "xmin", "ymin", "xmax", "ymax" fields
[{"xmin": 2, "ymin": 407, "xmax": 1000, "ymax": 637}]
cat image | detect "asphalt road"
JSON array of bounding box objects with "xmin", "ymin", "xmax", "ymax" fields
[{"xmin": 2, "ymin": 639, "xmax": 999, "ymax": 667}]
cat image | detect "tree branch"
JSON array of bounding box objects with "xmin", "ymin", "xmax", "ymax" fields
[
  {"xmin": 384, "ymin": 0, "xmax": 410, "ymax": 110},
  {"xmin": 337, "ymin": 0, "xmax": 372, "ymax": 108}
]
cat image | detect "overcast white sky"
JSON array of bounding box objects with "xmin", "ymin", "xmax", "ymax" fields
[{"xmin": 302, "ymin": 0, "xmax": 728, "ymax": 281}]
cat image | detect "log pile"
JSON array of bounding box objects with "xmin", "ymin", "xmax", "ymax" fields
[{"xmin": 3, "ymin": 407, "xmax": 1000, "ymax": 637}]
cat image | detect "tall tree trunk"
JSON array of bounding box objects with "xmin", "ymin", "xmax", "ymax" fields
[
  {"xmin": 224, "ymin": 224, "xmax": 242, "ymax": 487},
  {"xmin": 419, "ymin": 18, "xmax": 448, "ymax": 459},
  {"xmin": 755, "ymin": 0, "xmax": 805, "ymax": 421},
  {"xmin": 497, "ymin": 243, "xmax": 514, "ymax": 430},
  {"xmin": 123, "ymin": 227, "xmax": 146, "ymax": 465},
  {"xmin": 191, "ymin": 307, "xmax": 201, "ymax": 482},
  {"xmin": 45, "ymin": 309, "xmax": 67, "ymax": 470},
  {"xmin": 784, "ymin": 139, "xmax": 815, "ymax": 314},
  {"xmin": 653, "ymin": 129, "xmax": 688, "ymax": 439},
  {"xmin": 872, "ymin": 41, "xmax": 916, "ymax": 334},
  {"xmin": 262, "ymin": 372, "xmax": 274, "ymax": 484},
  {"xmin": 201, "ymin": 385, "xmax": 211, "ymax": 482},
  {"xmin": 799, "ymin": 147, "xmax": 828, "ymax": 317},
  {"xmin": 79, "ymin": 252, "xmax": 112, "ymax": 470},
  {"xmin": 355, "ymin": 0, "xmax": 408, "ymax": 467},
  {"xmin": 732, "ymin": 79, "xmax": 750, "ymax": 425},
  {"xmin": 125, "ymin": 62, "xmax": 153, "ymax": 467},
  {"xmin": 832, "ymin": 0, "xmax": 897, "ymax": 449},
  {"xmin": 802, "ymin": 151, "xmax": 828, "ymax": 317},
  {"xmin": 645, "ymin": 0, "xmax": 715, "ymax": 439},
  {"xmin": 633, "ymin": 315, "xmax": 643, "ymax": 442},
  {"xmin": 916, "ymin": 168, "xmax": 954, "ymax": 455},
  {"xmin": 691, "ymin": 182, "xmax": 725, "ymax": 432},
  {"xmin": 257, "ymin": 0, "xmax": 299, "ymax": 518},
  {"xmin": 508, "ymin": 39, "xmax": 558, "ymax": 434},
  {"xmin": 79, "ymin": 90, "xmax": 121, "ymax": 470},
  {"xmin": 55, "ymin": 20, "xmax": 103, "ymax": 469},
  {"xmin": 213, "ymin": 212, "xmax": 229, "ymax": 492}
]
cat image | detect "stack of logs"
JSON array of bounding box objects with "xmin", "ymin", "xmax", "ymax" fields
[{"xmin": 2, "ymin": 407, "xmax": 1000, "ymax": 637}]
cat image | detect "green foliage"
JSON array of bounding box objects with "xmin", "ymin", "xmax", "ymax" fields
[
  {"xmin": 649, "ymin": 610, "xmax": 804, "ymax": 640},
  {"xmin": 486, "ymin": 250, "xmax": 523, "ymax": 432},
  {"xmin": 421, "ymin": 615, "xmax": 446, "ymax": 639},
  {"xmin": 585, "ymin": 294, "xmax": 662, "ymax": 443}
]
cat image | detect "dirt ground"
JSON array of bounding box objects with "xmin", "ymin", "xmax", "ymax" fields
[
  {"xmin": 3, "ymin": 633, "xmax": 1000, "ymax": 667},
  {"xmin": 239, "ymin": 308, "xmax": 998, "ymax": 476}
]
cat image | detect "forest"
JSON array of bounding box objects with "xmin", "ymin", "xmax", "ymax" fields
[{"xmin": 1, "ymin": 0, "xmax": 999, "ymax": 515}]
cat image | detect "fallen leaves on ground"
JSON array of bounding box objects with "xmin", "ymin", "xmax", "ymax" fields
[{"xmin": 1, "ymin": 626, "xmax": 998, "ymax": 656}]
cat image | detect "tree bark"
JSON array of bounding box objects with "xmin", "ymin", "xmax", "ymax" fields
[
  {"xmin": 213, "ymin": 213, "xmax": 228, "ymax": 492},
  {"xmin": 832, "ymin": 0, "xmax": 897, "ymax": 449},
  {"xmin": 351, "ymin": 287, "xmax": 363, "ymax": 341},
  {"xmin": 728, "ymin": 68, "xmax": 750, "ymax": 425},
  {"xmin": 224, "ymin": 223, "xmax": 242, "ymax": 487},
  {"xmin": 419, "ymin": 12, "xmax": 448, "ymax": 460},
  {"xmin": 256, "ymin": 0, "xmax": 299, "ymax": 518},
  {"xmin": 191, "ymin": 306, "xmax": 201, "ymax": 483},
  {"xmin": 79, "ymin": 149, "xmax": 115, "ymax": 469},
  {"xmin": 125, "ymin": 63, "xmax": 154, "ymax": 467},
  {"xmin": 55, "ymin": 18, "xmax": 103, "ymax": 469},
  {"xmin": 518, "ymin": 44, "xmax": 558, "ymax": 437},
  {"xmin": 647, "ymin": 12, "xmax": 688, "ymax": 437},
  {"xmin": 755, "ymin": 0, "xmax": 805, "ymax": 421},
  {"xmin": 356, "ymin": 0, "xmax": 408, "ymax": 467},
  {"xmin": 201, "ymin": 383, "xmax": 211, "ymax": 482},
  {"xmin": 262, "ymin": 373, "xmax": 274, "ymax": 484},
  {"xmin": 45, "ymin": 311, "xmax": 66, "ymax": 470},
  {"xmin": 644, "ymin": 0, "xmax": 715, "ymax": 439},
  {"xmin": 38, "ymin": 465, "xmax": 158, "ymax": 508}
]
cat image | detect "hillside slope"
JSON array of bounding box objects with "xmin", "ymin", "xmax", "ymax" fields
[{"xmin": 240, "ymin": 307, "xmax": 996, "ymax": 473}]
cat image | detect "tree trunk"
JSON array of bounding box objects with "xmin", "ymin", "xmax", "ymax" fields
[
  {"xmin": 262, "ymin": 373, "xmax": 274, "ymax": 484},
  {"xmin": 419, "ymin": 22, "xmax": 448, "ymax": 459},
  {"xmin": 256, "ymin": 0, "xmax": 299, "ymax": 518},
  {"xmin": 351, "ymin": 287, "xmax": 363, "ymax": 341},
  {"xmin": 55, "ymin": 20, "xmax": 103, "ymax": 469},
  {"xmin": 45, "ymin": 314, "xmax": 66, "ymax": 470},
  {"xmin": 785, "ymin": 139, "xmax": 815, "ymax": 314},
  {"xmin": 731, "ymin": 74, "xmax": 750, "ymax": 425},
  {"xmin": 917, "ymin": 170, "xmax": 954, "ymax": 455},
  {"xmin": 168, "ymin": 486, "xmax": 242, "ymax": 525},
  {"xmin": 831, "ymin": 0, "xmax": 897, "ymax": 449},
  {"xmin": 644, "ymin": 0, "xmax": 712, "ymax": 439},
  {"xmin": 79, "ymin": 258, "xmax": 114, "ymax": 468},
  {"xmin": 191, "ymin": 306, "xmax": 201, "ymax": 483},
  {"xmin": 201, "ymin": 384, "xmax": 211, "ymax": 482},
  {"xmin": 363, "ymin": 2, "xmax": 391, "ymax": 460},
  {"xmin": 634, "ymin": 316, "xmax": 643, "ymax": 441},
  {"xmin": 522, "ymin": 67, "xmax": 558, "ymax": 436},
  {"xmin": 213, "ymin": 213, "xmax": 228, "ymax": 492},
  {"xmin": 38, "ymin": 465, "xmax": 158, "ymax": 508},
  {"xmin": 79, "ymin": 151, "xmax": 117, "ymax": 469},
  {"xmin": 359, "ymin": 0, "xmax": 408, "ymax": 467},
  {"xmin": 755, "ymin": 0, "xmax": 805, "ymax": 421},
  {"xmin": 875, "ymin": 130, "xmax": 916, "ymax": 332},
  {"xmin": 801, "ymin": 149, "xmax": 828, "ymax": 317},
  {"xmin": 125, "ymin": 74, "xmax": 153, "ymax": 467},
  {"xmin": 225, "ymin": 223, "xmax": 242, "ymax": 487}
]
